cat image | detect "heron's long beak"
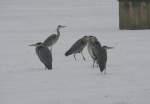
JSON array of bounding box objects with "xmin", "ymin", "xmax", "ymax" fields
[
  {"xmin": 62, "ymin": 25, "xmax": 67, "ymax": 28},
  {"xmin": 29, "ymin": 43, "xmax": 36, "ymax": 46},
  {"xmin": 106, "ymin": 46, "xmax": 114, "ymax": 49}
]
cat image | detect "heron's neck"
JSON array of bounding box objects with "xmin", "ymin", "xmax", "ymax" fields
[{"xmin": 57, "ymin": 28, "xmax": 60, "ymax": 37}]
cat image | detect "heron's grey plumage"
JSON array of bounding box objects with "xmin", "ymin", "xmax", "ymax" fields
[
  {"xmin": 30, "ymin": 42, "xmax": 52, "ymax": 70},
  {"xmin": 43, "ymin": 34, "xmax": 58, "ymax": 48},
  {"xmin": 87, "ymin": 36, "xmax": 101, "ymax": 67},
  {"xmin": 91, "ymin": 40, "xmax": 107, "ymax": 73},
  {"xmin": 29, "ymin": 25, "xmax": 66, "ymax": 70},
  {"xmin": 96, "ymin": 46, "xmax": 114, "ymax": 73},
  {"xmin": 65, "ymin": 36, "xmax": 88, "ymax": 60},
  {"xmin": 88, "ymin": 36, "xmax": 114, "ymax": 73},
  {"xmin": 42, "ymin": 25, "xmax": 66, "ymax": 48}
]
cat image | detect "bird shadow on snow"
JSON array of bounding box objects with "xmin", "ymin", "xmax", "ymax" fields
[
  {"xmin": 114, "ymin": 101, "xmax": 131, "ymax": 104},
  {"xmin": 94, "ymin": 72, "xmax": 114, "ymax": 78},
  {"xmin": 5, "ymin": 67, "xmax": 52, "ymax": 74},
  {"xmin": 25, "ymin": 67, "xmax": 49, "ymax": 73}
]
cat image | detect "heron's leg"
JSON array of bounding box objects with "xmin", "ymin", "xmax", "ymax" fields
[
  {"xmin": 81, "ymin": 52, "xmax": 85, "ymax": 61},
  {"xmin": 104, "ymin": 69, "xmax": 107, "ymax": 75},
  {"xmin": 44, "ymin": 66, "xmax": 47, "ymax": 70},
  {"xmin": 92, "ymin": 61, "xmax": 94, "ymax": 68},
  {"xmin": 73, "ymin": 54, "xmax": 77, "ymax": 61},
  {"xmin": 93, "ymin": 60, "xmax": 95, "ymax": 68},
  {"xmin": 96, "ymin": 63, "xmax": 99, "ymax": 68}
]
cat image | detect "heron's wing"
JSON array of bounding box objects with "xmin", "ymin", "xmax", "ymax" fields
[
  {"xmin": 91, "ymin": 47, "xmax": 97, "ymax": 60},
  {"xmin": 94, "ymin": 45, "xmax": 107, "ymax": 64},
  {"xmin": 87, "ymin": 43, "xmax": 96, "ymax": 60},
  {"xmin": 43, "ymin": 34, "xmax": 57, "ymax": 47},
  {"xmin": 65, "ymin": 39, "xmax": 83, "ymax": 56},
  {"xmin": 36, "ymin": 46, "xmax": 52, "ymax": 69},
  {"xmin": 100, "ymin": 48, "xmax": 107, "ymax": 63},
  {"xmin": 99, "ymin": 48, "xmax": 107, "ymax": 71},
  {"xmin": 69, "ymin": 39, "xmax": 86, "ymax": 52},
  {"xmin": 92, "ymin": 41, "xmax": 102, "ymax": 60}
]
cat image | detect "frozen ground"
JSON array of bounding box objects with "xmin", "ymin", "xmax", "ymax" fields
[{"xmin": 0, "ymin": 0, "xmax": 150, "ymax": 104}]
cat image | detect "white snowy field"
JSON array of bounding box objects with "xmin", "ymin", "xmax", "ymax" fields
[{"xmin": 0, "ymin": 0, "xmax": 150, "ymax": 104}]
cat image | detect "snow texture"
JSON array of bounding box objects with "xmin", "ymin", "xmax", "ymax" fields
[{"xmin": 0, "ymin": 0, "xmax": 150, "ymax": 104}]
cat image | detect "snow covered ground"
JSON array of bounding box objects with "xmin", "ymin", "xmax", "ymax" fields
[{"xmin": 0, "ymin": 0, "xmax": 150, "ymax": 104}]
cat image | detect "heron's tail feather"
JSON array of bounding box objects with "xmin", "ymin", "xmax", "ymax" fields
[
  {"xmin": 45, "ymin": 64, "xmax": 52, "ymax": 70},
  {"xmin": 65, "ymin": 49, "xmax": 72, "ymax": 56},
  {"xmin": 98, "ymin": 62, "xmax": 105, "ymax": 72}
]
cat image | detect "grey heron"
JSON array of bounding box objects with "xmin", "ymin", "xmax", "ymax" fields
[
  {"xmin": 87, "ymin": 36, "xmax": 101, "ymax": 67},
  {"xmin": 29, "ymin": 42, "xmax": 52, "ymax": 70},
  {"xmin": 65, "ymin": 36, "xmax": 89, "ymax": 61},
  {"xmin": 93, "ymin": 43, "xmax": 113, "ymax": 74},
  {"xmin": 42, "ymin": 25, "xmax": 66, "ymax": 49}
]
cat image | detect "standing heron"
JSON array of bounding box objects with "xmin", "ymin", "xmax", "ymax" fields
[
  {"xmin": 42, "ymin": 25, "xmax": 66, "ymax": 49},
  {"xmin": 92, "ymin": 40, "xmax": 113, "ymax": 74},
  {"xmin": 87, "ymin": 36, "xmax": 101, "ymax": 67},
  {"xmin": 65, "ymin": 36, "xmax": 89, "ymax": 61},
  {"xmin": 29, "ymin": 42, "xmax": 52, "ymax": 70}
]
